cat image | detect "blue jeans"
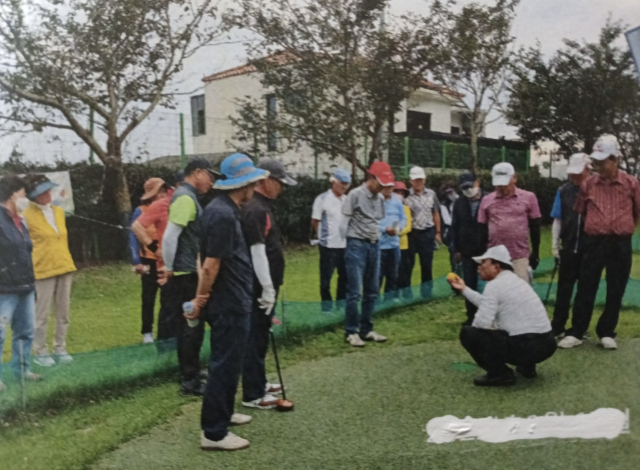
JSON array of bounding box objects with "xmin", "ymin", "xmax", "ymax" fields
[
  {"xmin": 379, "ymin": 247, "xmax": 401, "ymax": 301},
  {"xmin": 0, "ymin": 292, "xmax": 36, "ymax": 379},
  {"xmin": 408, "ymin": 228, "xmax": 436, "ymax": 299},
  {"xmin": 345, "ymin": 238, "xmax": 380, "ymax": 336}
]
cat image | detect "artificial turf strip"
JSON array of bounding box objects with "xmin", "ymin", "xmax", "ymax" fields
[{"xmin": 94, "ymin": 339, "xmax": 640, "ymax": 470}]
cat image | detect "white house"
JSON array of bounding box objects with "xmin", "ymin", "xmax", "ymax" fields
[{"xmin": 190, "ymin": 56, "xmax": 479, "ymax": 177}]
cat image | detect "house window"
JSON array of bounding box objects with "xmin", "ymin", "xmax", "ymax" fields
[
  {"xmin": 266, "ymin": 94, "xmax": 277, "ymax": 152},
  {"xmin": 451, "ymin": 126, "xmax": 461, "ymax": 135},
  {"xmin": 190, "ymin": 95, "xmax": 206, "ymax": 136},
  {"xmin": 407, "ymin": 111, "xmax": 431, "ymax": 135}
]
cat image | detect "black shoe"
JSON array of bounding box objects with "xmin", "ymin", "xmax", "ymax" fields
[
  {"xmin": 473, "ymin": 370, "xmax": 516, "ymax": 387},
  {"xmin": 180, "ymin": 379, "xmax": 206, "ymax": 397},
  {"xmin": 461, "ymin": 319, "xmax": 473, "ymax": 327},
  {"xmin": 515, "ymin": 366, "xmax": 537, "ymax": 379}
]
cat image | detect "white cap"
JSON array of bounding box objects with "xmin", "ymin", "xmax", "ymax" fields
[
  {"xmin": 409, "ymin": 166, "xmax": 426, "ymax": 180},
  {"xmin": 491, "ymin": 162, "xmax": 515, "ymax": 186},
  {"xmin": 566, "ymin": 153, "xmax": 590, "ymax": 175},
  {"xmin": 591, "ymin": 140, "xmax": 620, "ymax": 161},
  {"xmin": 472, "ymin": 245, "xmax": 513, "ymax": 267}
]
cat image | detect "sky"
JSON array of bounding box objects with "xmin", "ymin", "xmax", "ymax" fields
[{"xmin": 1, "ymin": 0, "xmax": 639, "ymax": 164}]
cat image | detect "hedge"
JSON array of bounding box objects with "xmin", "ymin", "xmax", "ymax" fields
[{"xmin": 0, "ymin": 160, "xmax": 563, "ymax": 264}]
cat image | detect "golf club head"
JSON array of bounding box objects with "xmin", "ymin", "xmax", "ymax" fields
[{"xmin": 276, "ymin": 399, "xmax": 294, "ymax": 412}]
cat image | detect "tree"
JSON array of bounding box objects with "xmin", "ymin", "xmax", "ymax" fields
[
  {"xmin": 0, "ymin": 0, "xmax": 221, "ymax": 218},
  {"xmin": 507, "ymin": 22, "xmax": 640, "ymax": 174},
  {"xmin": 425, "ymin": 0, "xmax": 519, "ymax": 174},
  {"xmin": 226, "ymin": 0, "xmax": 438, "ymax": 178}
]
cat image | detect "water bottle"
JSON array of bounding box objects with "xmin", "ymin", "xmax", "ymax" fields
[{"xmin": 183, "ymin": 301, "xmax": 200, "ymax": 328}]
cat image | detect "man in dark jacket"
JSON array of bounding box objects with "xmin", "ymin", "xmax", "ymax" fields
[
  {"xmin": 450, "ymin": 171, "xmax": 488, "ymax": 325},
  {"xmin": 0, "ymin": 175, "xmax": 41, "ymax": 392},
  {"xmin": 549, "ymin": 154, "xmax": 590, "ymax": 337}
]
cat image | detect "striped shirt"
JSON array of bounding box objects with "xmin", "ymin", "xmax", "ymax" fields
[
  {"xmin": 463, "ymin": 270, "xmax": 551, "ymax": 336},
  {"xmin": 574, "ymin": 170, "xmax": 640, "ymax": 237},
  {"xmin": 405, "ymin": 188, "xmax": 439, "ymax": 230}
]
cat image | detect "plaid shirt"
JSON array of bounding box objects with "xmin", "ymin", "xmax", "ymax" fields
[
  {"xmin": 575, "ymin": 170, "xmax": 640, "ymax": 237},
  {"xmin": 405, "ymin": 188, "xmax": 439, "ymax": 230}
]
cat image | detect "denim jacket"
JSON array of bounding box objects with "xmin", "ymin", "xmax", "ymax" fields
[{"xmin": 0, "ymin": 206, "xmax": 35, "ymax": 295}]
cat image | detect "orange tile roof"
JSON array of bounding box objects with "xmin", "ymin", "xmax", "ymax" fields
[{"xmin": 202, "ymin": 52, "xmax": 463, "ymax": 99}]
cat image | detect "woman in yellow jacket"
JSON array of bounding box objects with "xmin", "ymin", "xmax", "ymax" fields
[
  {"xmin": 23, "ymin": 175, "xmax": 76, "ymax": 367},
  {"xmin": 393, "ymin": 182, "xmax": 413, "ymax": 298}
]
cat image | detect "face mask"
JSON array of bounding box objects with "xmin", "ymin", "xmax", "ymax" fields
[
  {"xmin": 448, "ymin": 193, "xmax": 459, "ymax": 202},
  {"xmin": 463, "ymin": 187, "xmax": 479, "ymax": 198},
  {"xmin": 16, "ymin": 197, "xmax": 30, "ymax": 212}
]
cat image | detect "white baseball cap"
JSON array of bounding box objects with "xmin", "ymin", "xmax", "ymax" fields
[
  {"xmin": 591, "ymin": 140, "xmax": 619, "ymax": 161},
  {"xmin": 409, "ymin": 166, "xmax": 426, "ymax": 180},
  {"xmin": 491, "ymin": 162, "xmax": 515, "ymax": 186},
  {"xmin": 472, "ymin": 245, "xmax": 513, "ymax": 267},
  {"xmin": 566, "ymin": 153, "xmax": 591, "ymax": 175}
]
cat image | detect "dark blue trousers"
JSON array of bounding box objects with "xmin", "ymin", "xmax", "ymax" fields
[
  {"xmin": 379, "ymin": 247, "xmax": 401, "ymax": 301},
  {"xmin": 408, "ymin": 228, "xmax": 436, "ymax": 299},
  {"xmin": 201, "ymin": 309, "xmax": 250, "ymax": 442},
  {"xmin": 319, "ymin": 246, "xmax": 347, "ymax": 312}
]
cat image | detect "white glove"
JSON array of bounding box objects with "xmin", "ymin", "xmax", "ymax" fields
[{"xmin": 258, "ymin": 285, "xmax": 277, "ymax": 315}]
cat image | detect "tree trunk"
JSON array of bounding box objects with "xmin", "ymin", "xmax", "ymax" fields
[
  {"xmin": 102, "ymin": 139, "xmax": 132, "ymax": 259},
  {"xmin": 470, "ymin": 126, "xmax": 479, "ymax": 175}
]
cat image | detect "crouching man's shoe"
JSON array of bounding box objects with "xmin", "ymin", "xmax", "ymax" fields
[
  {"xmin": 515, "ymin": 365, "xmax": 538, "ymax": 379},
  {"xmin": 201, "ymin": 432, "xmax": 249, "ymax": 451},
  {"xmin": 473, "ymin": 369, "xmax": 516, "ymax": 387}
]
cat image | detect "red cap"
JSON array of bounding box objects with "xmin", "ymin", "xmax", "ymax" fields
[
  {"xmin": 393, "ymin": 181, "xmax": 407, "ymax": 192},
  {"xmin": 368, "ymin": 162, "xmax": 395, "ymax": 187}
]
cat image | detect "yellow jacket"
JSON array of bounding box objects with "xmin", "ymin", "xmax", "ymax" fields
[
  {"xmin": 400, "ymin": 205, "xmax": 412, "ymax": 250},
  {"xmin": 23, "ymin": 203, "xmax": 77, "ymax": 280}
]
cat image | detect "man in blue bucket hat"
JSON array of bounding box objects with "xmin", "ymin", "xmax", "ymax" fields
[{"xmin": 187, "ymin": 153, "xmax": 268, "ymax": 451}]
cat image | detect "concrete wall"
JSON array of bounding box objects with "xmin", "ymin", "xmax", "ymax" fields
[{"xmin": 406, "ymin": 90, "xmax": 452, "ymax": 133}]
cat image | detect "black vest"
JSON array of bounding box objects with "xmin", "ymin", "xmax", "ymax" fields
[{"xmin": 558, "ymin": 182, "xmax": 583, "ymax": 253}]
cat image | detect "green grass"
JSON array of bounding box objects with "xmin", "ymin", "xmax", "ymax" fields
[
  {"xmin": 94, "ymin": 339, "xmax": 640, "ymax": 470},
  {"xmin": 1, "ymin": 227, "xmax": 638, "ymax": 470},
  {"xmin": 2, "ymin": 296, "xmax": 640, "ymax": 470}
]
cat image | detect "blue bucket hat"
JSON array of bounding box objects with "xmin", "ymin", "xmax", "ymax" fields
[
  {"xmin": 27, "ymin": 175, "xmax": 58, "ymax": 201},
  {"xmin": 214, "ymin": 154, "xmax": 269, "ymax": 190},
  {"xmin": 331, "ymin": 169, "xmax": 351, "ymax": 184}
]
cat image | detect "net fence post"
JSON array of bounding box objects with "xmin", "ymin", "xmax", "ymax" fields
[
  {"xmin": 404, "ymin": 136, "xmax": 409, "ymax": 178},
  {"xmin": 180, "ymin": 113, "xmax": 186, "ymax": 169},
  {"xmin": 19, "ymin": 339, "xmax": 26, "ymax": 412}
]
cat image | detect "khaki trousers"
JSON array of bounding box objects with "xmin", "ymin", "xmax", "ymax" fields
[
  {"xmin": 512, "ymin": 258, "xmax": 531, "ymax": 283},
  {"xmin": 33, "ymin": 273, "xmax": 73, "ymax": 356}
]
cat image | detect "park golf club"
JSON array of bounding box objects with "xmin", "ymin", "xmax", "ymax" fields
[
  {"xmin": 270, "ymin": 330, "xmax": 294, "ymax": 412},
  {"xmin": 544, "ymin": 258, "xmax": 560, "ymax": 305}
]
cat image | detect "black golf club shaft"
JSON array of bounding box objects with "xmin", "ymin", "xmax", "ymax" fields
[
  {"xmin": 270, "ymin": 331, "xmax": 287, "ymax": 400},
  {"xmin": 545, "ymin": 259, "xmax": 559, "ymax": 304}
]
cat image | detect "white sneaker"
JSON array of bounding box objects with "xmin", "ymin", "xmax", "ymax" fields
[
  {"xmin": 34, "ymin": 355, "xmax": 56, "ymax": 367},
  {"xmin": 265, "ymin": 382, "xmax": 283, "ymax": 395},
  {"xmin": 600, "ymin": 337, "xmax": 617, "ymax": 350},
  {"xmin": 201, "ymin": 431, "xmax": 249, "ymax": 451},
  {"xmin": 230, "ymin": 413, "xmax": 253, "ymax": 426},
  {"xmin": 55, "ymin": 352, "xmax": 73, "ymax": 364},
  {"xmin": 558, "ymin": 336, "xmax": 583, "ymax": 349},
  {"xmin": 143, "ymin": 333, "xmax": 154, "ymax": 344},
  {"xmin": 0, "ymin": 381, "xmax": 5, "ymax": 392},
  {"xmin": 346, "ymin": 334, "xmax": 365, "ymax": 347},
  {"xmin": 242, "ymin": 394, "xmax": 279, "ymax": 410},
  {"xmin": 363, "ymin": 331, "xmax": 387, "ymax": 343}
]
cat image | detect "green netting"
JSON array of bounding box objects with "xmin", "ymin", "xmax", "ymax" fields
[{"xmin": 1, "ymin": 237, "xmax": 639, "ymax": 418}]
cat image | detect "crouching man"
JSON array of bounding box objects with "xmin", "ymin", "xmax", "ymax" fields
[{"xmin": 448, "ymin": 245, "xmax": 556, "ymax": 387}]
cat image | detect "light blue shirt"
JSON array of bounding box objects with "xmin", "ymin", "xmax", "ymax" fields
[{"xmin": 379, "ymin": 196, "xmax": 407, "ymax": 250}]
